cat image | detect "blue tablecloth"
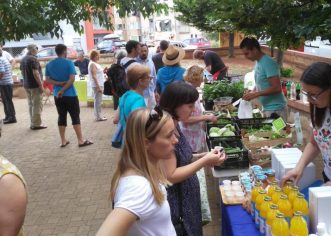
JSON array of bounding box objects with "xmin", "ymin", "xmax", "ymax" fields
[{"xmin": 221, "ymin": 180, "xmax": 324, "ymax": 236}]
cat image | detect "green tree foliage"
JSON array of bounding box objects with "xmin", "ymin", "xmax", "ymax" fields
[
  {"xmin": 0, "ymin": 0, "xmax": 167, "ymax": 42},
  {"xmin": 174, "ymin": 0, "xmax": 331, "ymax": 64}
]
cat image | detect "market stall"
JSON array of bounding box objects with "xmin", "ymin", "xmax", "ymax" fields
[
  {"xmin": 74, "ymin": 76, "xmax": 113, "ymax": 106},
  {"xmin": 202, "ymin": 80, "xmax": 331, "ymax": 236}
]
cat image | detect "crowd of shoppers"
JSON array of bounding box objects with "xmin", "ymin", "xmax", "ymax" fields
[{"xmin": 1, "ymin": 36, "xmax": 312, "ymax": 236}]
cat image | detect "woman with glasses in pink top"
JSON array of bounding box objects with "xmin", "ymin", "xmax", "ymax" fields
[{"xmin": 283, "ymin": 62, "xmax": 331, "ymax": 186}]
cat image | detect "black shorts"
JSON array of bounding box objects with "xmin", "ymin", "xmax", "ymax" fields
[{"xmin": 54, "ymin": 96, "xmax": 80, "ymax": 126}]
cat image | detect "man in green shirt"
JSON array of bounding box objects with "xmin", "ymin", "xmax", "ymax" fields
[{"xmin": 240, "ymin": 37, "xmax": 287, "ymax": 120}]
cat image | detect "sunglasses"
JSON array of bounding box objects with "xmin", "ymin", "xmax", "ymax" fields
[
  {"xmin": 145, "ymin": 105, "xmax": 163, "ymax": 130},
  {"xmin": 301, "ymin": 88, "xmax": 329, "ymax": 102}
]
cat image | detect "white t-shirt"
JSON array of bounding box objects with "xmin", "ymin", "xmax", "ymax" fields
[
  {"xmin": 88, "ymin": 61, "xmax": 104, "ymax": 88},
  {"xmin": 120, "ymin": 57, "xmax": 139, "ymax": 71},
  {"xmin": 0, "ymin": 50, "xmax": 13, "ymax": 63},
  {"xmin": 114, "ymin": 176, "xmax": 176, "ymax": 236},
  {"xmin": 313, "ymin": 108, "xmax": 331, "ymax": 180}
]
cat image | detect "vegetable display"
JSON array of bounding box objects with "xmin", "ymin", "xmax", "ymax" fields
[
  {"xmin": 203, "ymin": 80, "xmax": 244, "ymax": 102},
  {"xmin": 209, "ymin": 124, "xmax": 236, "ymax": 137}
]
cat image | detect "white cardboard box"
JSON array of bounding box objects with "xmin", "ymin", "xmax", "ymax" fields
[
  {"xmin": 279, "ymin": 162, "xmax": 316, "ymax": 190},
  {"xmin": 309, "ymin": 186, "xmax": 331, "ymax": 233},
  {"xmin": 271, "ymin": 148, "xmax": 302, "ymax": 179}
]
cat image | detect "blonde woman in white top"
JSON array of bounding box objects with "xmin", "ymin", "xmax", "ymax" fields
[
  {"xmin": 88, "ymin": 50, "xmax": 106, "ymax": 121},
  {"xmin": 96, "ymin": 107, "xmax": 178, "ymax": 236}
]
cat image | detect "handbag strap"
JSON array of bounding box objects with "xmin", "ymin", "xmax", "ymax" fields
[
  {"xmin": 120, "ymin": 93, "xmax": 129, "ymax": 121},
  {"xmin": 176, "ymin": 140, "xmax": 184, "ymax": 223}
]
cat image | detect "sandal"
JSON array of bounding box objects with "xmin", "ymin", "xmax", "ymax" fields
[
  {"xmin": 78, "ymin": 140, "xmax": 93, "ymax": 147},
  {"xmin": 60, "ymin": 141, "xmax": 70, "ymax": 148}
]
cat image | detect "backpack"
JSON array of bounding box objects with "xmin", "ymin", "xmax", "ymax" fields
[{"xmin": 106, "ymin": 60, "xmax": 136, "ymax": 97}]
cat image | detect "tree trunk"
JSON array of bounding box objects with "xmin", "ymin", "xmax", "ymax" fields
[
  {"xmin": 277, "ymin": 49, "xmax": 284, "ymax": 67},
  {"xmin": 228, "ymin": 32, "xmax": 234, "ymax": 58}
]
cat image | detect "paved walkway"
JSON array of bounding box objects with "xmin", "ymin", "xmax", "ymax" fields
[{"xmin": 1, "ymin": 98, "xmax": 119, "ymax": 236}]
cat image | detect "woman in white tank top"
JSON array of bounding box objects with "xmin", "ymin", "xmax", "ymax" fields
[{"xmin": 88, "ymin": 50, "xmax": 107, "ymax": 121}]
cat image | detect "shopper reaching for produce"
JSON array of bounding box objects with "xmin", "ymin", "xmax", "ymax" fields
[
  {"xmin": 180, "ymin": 65, "xmax": 217, "ymax": 153},
  {"xmin": 160, "ymin": 81, "xmax": 226, "ymax": 236},
  {"xmin": 240, "ymin": 37, "xmax": 287, "ymax": 121},
  {"xmin": 282, "ymin": 62, "xmax": 331, "ymax": 186}
]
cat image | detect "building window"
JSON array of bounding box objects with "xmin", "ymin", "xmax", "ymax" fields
[
  {"xmin": 178, "ymin": 24, "xmax": 190, "ymax": 33},
  {"xmin": 155, "ymin": 20, "xmax": 172, "ymax": 32},
  {"xmin": 116, "ymin": 24, "xmax": 125, "ymax": 30},
  {"xmin": 92, "ymin": 12, "xmax": 110, "ymax": 30}
]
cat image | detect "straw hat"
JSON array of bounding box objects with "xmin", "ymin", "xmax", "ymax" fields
[{"xmin": 162, "ymin": 45, "xmax": 185, "ymax": 66}]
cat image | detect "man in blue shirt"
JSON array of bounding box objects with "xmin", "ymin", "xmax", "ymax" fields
[
  {"xmin": 156, "ymin": 45, "xmax": 185, "ymax": 94},
  {"xmin": 240, "ymin": 37, "xmax": 287, "ymax": 120},
  {"xmin": 45, "ymin": 44, "xmax": 93, "ymax": 147},
  {"xmin": 0, "ymin": 49, "xmax": 16, "ymax": 124},
  {"xmin": 136, "ymin": 44, "xmax": 157, "ymax": 108}
]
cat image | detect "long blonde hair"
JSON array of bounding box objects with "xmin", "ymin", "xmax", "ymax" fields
[{"xmin": 110, "ymin": 108, "xmax": 172, "ymax": 205}]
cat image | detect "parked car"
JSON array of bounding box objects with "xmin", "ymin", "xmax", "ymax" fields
[
  {"xmin": 182, "ymin": 37, "xmax": 211, "ymax": 48},
  {"xmin": 169, "ymin": 41, "xmax": 197, "ymax": 50},
  {"xmin": 96, "ymin": 39, "xmax": 125, "ymax": 54},
  {"xmin": 36, "ymin": 46, "xmax": 78, "ymax": 60}
]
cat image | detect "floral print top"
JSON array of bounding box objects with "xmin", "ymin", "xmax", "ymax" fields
[
  {"xmin": 313, "ymin": 109, "xmax": 331, "ymax": 180},
  {"xmin": 179, "ymin": 100, "xmax": 206, "ymax": 153}
]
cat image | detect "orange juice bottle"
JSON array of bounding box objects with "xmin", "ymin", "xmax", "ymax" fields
[
  {"xmin": 272, "ymin": 186, "xmax": 282, "ymax": 204},
  {"xmin": 271, "ymin": 212, "xmax": 290, "ymax": 236},
  {"xmin": 283, "ymin": 180, "xmax": 293, "ymax": 196},
  {"xmin": 259, "ymin": 196, "xmax": 272, "ymax": 235},
  {"xmin": 289, "ymin": 211, "xmax": 308, "ymax": 236},
  {"xmin": 267, "ymin": 180, "xmax": 278, "ymax": 197},
  {"xmin": 292, "ymin": 193, "xmax": 309, "ymax": 224},
  {"xmin": 255, "ymin": 189, "xmax": 267, "ymax": 229},
  {"xmin": 266, "ymin": 204, "xmax": 279, "ymax": 236},
  {"xmin": 251, "ymin": 182, "xmax": 262, "ymax": 219},
  {"xmin": 288, "ymin": 185, "xmax": 299, "ymax": 205},
  {"xmin": 278, "ymin": 194, "xmax": 292, "ymax": 224}
]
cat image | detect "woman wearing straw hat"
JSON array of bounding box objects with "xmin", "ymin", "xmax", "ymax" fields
[{"xmin": 156, "ymin": 45, "xmax": 186, "ymax": 94}]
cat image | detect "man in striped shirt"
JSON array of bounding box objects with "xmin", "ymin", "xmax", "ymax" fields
[{"xmin": 0, "ymin": 48, "xmax": 16, "ymax": 124}]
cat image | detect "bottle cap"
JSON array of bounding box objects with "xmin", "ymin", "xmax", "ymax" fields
[
  {"xmin": 258, "ymin": 189, "xmax": 267, "ymax": 194},
  {"xmin": 280, "ymin": 194, "xmax": 288, "ymax": 200},
  {"xmin": 293, "ymin": 211, "xmax": 303, "ymax": 216},
  {"xmin": 276, "ymin": 212, "xmax": 285, "ymax": 218},
  {"xmin": 263, "ymin": 195, "xmax": 272, "ymax": 201},
  {"xmin": 274, "ymin": 186, "xmax": 282, "ymax": 192}
]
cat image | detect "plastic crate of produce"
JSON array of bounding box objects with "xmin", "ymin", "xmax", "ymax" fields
[
  {"xmin": 236, "ymin": 118, "xmax": 274, "ymax": 129},
  {"xmin": 210, "ymin": 139, "xmax": 249, "ymax": 170},
  {"xmin": 206, "ymin": 122, "xmax": 241, "ymax": 144}
]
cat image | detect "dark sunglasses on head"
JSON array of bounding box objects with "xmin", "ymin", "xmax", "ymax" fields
[{"xmin": 145, "ymin": 105, "xmax": 163, "ymax": 130}]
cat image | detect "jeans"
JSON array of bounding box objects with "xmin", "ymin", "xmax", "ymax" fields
[
  {"xmin": 113, "ymin": 94, "xmax": 119, "ymax": 110},
  {"xmin": 0, "ymin": 84, "xmax": 16, "ymax": 120},
  {"xmin": 25, "ymin": 88, "xmax": 43, "ymax": 127},
  {"xmin": 92, "ymin": 86, "xmax": 103, "ymax": 119}
]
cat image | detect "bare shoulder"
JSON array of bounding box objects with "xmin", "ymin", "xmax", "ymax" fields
[{"xmin": 0, "ymin": 173, "xmax": 27, "ymax": 204}]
